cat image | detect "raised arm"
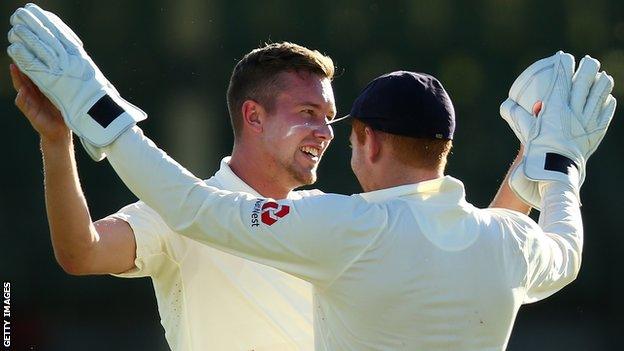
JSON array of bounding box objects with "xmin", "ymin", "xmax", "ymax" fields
[
  {"xmin": 6, "ymin": 4, "xmax": 386, "ymax": 286},
  {"xmin": 10, "ymin": 64, "xmax": 136, "ymax": 275},
  {"xmin": 102, "ymin": 126, "xmax": 385, "ymax": 286},
  {"xmin": 497, "ymin": 52, "xmax": 615, "ymax": 301},
  {"xmin": 493, "ymin": 177, "xmax": 582, "ymax": 302}
]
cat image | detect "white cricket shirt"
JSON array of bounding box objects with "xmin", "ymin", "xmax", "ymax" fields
[
  {"xmin": 106, "ymin": 127, "xmax": 583, "ymax": 351},
  {"xmin": 111, "ymin": 157, "xmax": 316, "ymax": 351}
]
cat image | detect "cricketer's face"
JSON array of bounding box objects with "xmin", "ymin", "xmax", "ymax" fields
[{"xmin": 261, "ymin": 71, "xmax": 336, "ymax": 187}]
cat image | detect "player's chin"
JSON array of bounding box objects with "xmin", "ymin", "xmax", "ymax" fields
[
  {"xmin": 292, "ymin": 159, "xmax": 319, "ymax": 185},
  {"xmin": 294, "ymin": 168, "xmax": 317, "ymax": 186},
  {"xmin": 306, "ymin": 172, "xmax": 318, "ymax": 185}
]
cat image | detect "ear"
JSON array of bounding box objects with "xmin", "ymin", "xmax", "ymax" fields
[
  {"xmin": 241, "ymin": 100, "xmax": 266, "ymax": 133},
  {"xmin": 364, "ymin": 126, "xmax": 381, "ymax": 163}
]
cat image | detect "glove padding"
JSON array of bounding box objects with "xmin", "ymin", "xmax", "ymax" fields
[
  {"xmin": 500, "ymin": 51, "xmax": 616, "ymax": 209},
  {"xmin": 7, "ymin": 3, "xmax": 145, "ymax": 159}
]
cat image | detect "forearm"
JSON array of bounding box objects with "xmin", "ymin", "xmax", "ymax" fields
[
  {"xmin": 538, "ymin": 180, "xmax": 583, "ymax": 278},
  {"xmin": 521, "ymin": 179, "xmax": 583, "ymax": 302},
  {"xmin": 41, "ymin": 133, "xmax": 100, "ymax": 273},
  {"xmin": 105, "ymin": 127, "xmax": 215, "ymax": 241},
  {"xmin": 489, "ymin": 147, "xmax": 532, "ymax": 214}
]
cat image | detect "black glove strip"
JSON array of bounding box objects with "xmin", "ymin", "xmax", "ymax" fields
[
  {"xmin": 544, "ymin": 153, "xmax": 579, "ymax": 175},
  {"xmin": 88, "ymin": 95, "xmax": 125, "ymax": 128}
]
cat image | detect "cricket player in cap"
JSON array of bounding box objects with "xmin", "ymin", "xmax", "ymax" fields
[
  {"xmin": 103, "ymin": 67, "xmax": 611, "ymax": 351},
  {"xmin": 9, "ymin": 3, "xmax": 616, "ymax": 351}
]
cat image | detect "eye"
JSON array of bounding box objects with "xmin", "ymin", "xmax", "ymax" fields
[{"xmin": 302, "ymin": 109, "xmax": 315, "ymax": 116}]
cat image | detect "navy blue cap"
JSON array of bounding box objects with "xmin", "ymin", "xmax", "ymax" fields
[{"xmin": 330, "ymin": 71, "xmax": 455, "ymax": 140}]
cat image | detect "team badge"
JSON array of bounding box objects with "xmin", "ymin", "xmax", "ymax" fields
[
  {"xmin": 261, "ymin": 202, "xmax": 290, "ymax": 225},
  {"xmin": 250, "ymin": 200, "xmax": 291, "ymax": 227}
]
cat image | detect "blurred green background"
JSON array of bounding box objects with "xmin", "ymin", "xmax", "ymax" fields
[{"xmin": 1, "ymin": 0, "xmax": 623, "ymax": 349}]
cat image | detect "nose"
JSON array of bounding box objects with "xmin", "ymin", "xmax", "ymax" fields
[{"xmin": 314, "ymin": 122, "xmax": 334, "ymax": 141}]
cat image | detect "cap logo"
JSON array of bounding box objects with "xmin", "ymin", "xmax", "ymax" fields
[{"xmin": 261, "ymin": 202, "xmax": 291, "ymax": 226}]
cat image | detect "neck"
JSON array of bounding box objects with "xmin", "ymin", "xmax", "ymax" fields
[
  {"xmin": 228, "ymin": 144, "xmax": 293, "ymax": 200},
  {"xmin": 365, "ymin": 165, "xmax": 443, "ymax": 192}
]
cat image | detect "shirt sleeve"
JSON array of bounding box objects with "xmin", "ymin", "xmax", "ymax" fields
[
  {"xmin": 109, "ymin": 201, "xmax": 179, "ymax": 278},
  {"xmin": 104, "ymin": 127, "xmax": 386, "ymax": 287},
  {"xmin": 495, "ymin": 181, "xmax": 583, "ymax": 303}
]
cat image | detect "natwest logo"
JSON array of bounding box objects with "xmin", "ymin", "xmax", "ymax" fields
[{"xmin": 261, "ymin": 201, "xmax": 290, "ymax": 226}]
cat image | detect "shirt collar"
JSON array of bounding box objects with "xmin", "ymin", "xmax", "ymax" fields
[
  {"xmin": 358, "ymin": 175, "xmax": 466, "ymax": 204},
  {"xmin": 212, "ymin": 157, "xmax": 304, "ymax": 200}
]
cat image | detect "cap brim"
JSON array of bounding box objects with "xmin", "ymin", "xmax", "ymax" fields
[{"xmin": 326, "ymin": 114, "xmax": 352, "ymax": 125}]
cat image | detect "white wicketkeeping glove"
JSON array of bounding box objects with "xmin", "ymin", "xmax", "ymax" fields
[
  {"xmin": 500, "ymin": 51, "xmax": 616, "ymax": 209},
  {"xmin": 7, "ymin": 4, "xmax": 146, "ymax": 160}
]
